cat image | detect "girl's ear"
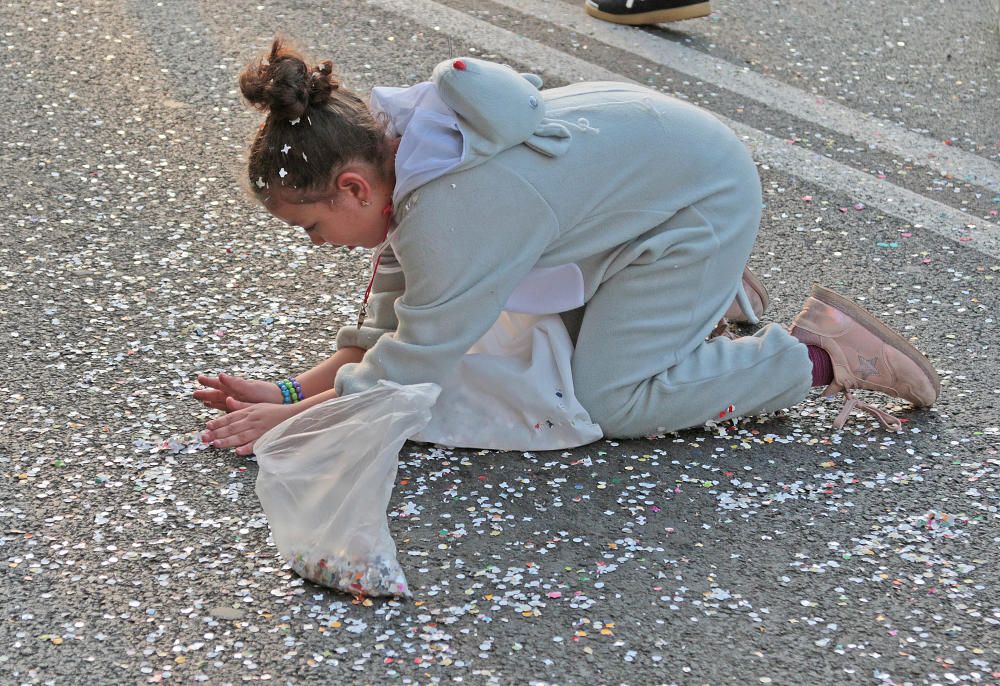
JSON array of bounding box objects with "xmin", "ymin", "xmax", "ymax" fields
[{"xmin": 334, "ymin": 170, "xmax": 373, "ymax": 203}]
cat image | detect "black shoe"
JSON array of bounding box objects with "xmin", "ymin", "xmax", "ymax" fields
[{"xmin": 584, "ymin": 0, "xmax": 711, "ymax": 25}]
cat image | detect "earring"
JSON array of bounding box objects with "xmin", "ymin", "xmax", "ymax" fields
[{"xmin": 360, "ymin": 200, "xmax": 371, "ymax": 207}]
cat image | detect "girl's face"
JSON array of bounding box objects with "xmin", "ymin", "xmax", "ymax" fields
[{"xmin": 266, "ymin": 166, "xmax": 393, "ymax": 249}]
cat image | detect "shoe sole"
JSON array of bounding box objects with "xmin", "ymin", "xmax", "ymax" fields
[
  {"xmin": 584, "ymin": 1, "xmax": 711, "ymax": 25},
  {"xmin": 810, "ymin": 285, "xmax": 941, "ymax": 404}
]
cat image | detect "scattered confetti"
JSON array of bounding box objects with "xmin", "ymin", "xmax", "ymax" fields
[{"xmin": 1, "ymin": 4, "xmax": 995, "ymax": 685}]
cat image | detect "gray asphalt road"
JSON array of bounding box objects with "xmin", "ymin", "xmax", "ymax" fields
[{"xmin": 1, "ymin": 1, "xmax": 998, "ymax": 685}]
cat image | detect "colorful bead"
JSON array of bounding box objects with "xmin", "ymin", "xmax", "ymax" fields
[
  {"xmin": 275, "ymin": 378, "xmax": 304, "ymax": 404},
  {"xmin": 276, "ymin": 380, "xmax": 292, "ymax": 404}
]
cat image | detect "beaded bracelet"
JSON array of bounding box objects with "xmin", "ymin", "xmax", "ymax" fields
[
  {"xmin": 277, "ymin": 380, "xmax": 292, "ymax": 404},
  {"xmin": 278, "ymin": 379, "xmax": 296, "ymax": 403},
  {"xmin": 275, "ymin": 377, "xmax": 304, "ymax": 404}
]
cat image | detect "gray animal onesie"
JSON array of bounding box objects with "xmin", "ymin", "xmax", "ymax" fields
[{"xmin": 335, "ymin": 57, "xmax": 812, "ymax": 437}]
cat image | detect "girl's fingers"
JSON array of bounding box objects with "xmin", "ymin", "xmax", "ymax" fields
[
  {"xmin": 219, "ymin": 372, "xmax": 249, "ymax": 393},
  {"xmin": 205, "ymin": 409, "xmax": 249, "ymax": 433},
  {"xmin": 193, "ymin": 388, "xmax": 226, "ymax": 403},
  {"xmin": 196, "ymin": 374, "xmax": 226, "ymax": 391},
  {"xmin": 235, "ymin": 441, "xmax": 256, "ymax": 456},
  {"xmin": 194, "ymin": 381, "xmax": 231, "ymax": 412},
  {"xmin": 220, "ymin": 374, "xmax": 257, "ymax": 403},
  {"xmin": 225, "ymin": 397, "xmax": 252, "ymax": 412},
  {"xmin": 209, "ymin": 428, "xmax": 257, "ymax": 450},
  {"xmin": 204, "ymin": 418, "xmax": 251, "ymax": 443}
]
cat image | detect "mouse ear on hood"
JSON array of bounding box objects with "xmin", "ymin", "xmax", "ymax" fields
[
  {"xmin": 520, "ymin": 72, "xmax": 543, "ymax": 89},
  {"xmin": 433, "ymin": 57, "xmax": 548, "ymax": 166}
]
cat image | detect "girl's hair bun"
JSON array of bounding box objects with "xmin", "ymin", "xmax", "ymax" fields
[
  {"xmin": 239, "ymin": 37, "xmax": 340, "ymax": 120},
  {"xmin": 240, "ymin": 36, "xmax": 389, "ymax": 202}
]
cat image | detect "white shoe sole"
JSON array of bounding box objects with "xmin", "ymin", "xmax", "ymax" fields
[{"xmin": 584, "ymin": 1, "xmax": 711, "ymax": 25}]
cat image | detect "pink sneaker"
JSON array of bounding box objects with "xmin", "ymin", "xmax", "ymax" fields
[
  {"xmin": 789, "ymin": 285, "xmax": 940, "ymax": 431},
  {"xmin": 725, "ymin": 266, "xmax": 769, "ymax": 324}
]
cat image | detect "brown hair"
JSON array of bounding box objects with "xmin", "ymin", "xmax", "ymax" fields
[{"xmin": 239, "ymin": 37, "xmax": 390, "ymax": 203}]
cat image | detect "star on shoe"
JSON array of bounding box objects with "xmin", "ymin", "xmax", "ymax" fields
[{"xmin": 856, "ymin": 354, "xmax": 879, "ymax": 380}]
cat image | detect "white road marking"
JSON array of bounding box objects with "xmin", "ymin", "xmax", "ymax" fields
[
  {"xmin": 495, "ymin": 0, "xmax": 1000, "ymax": 194},
  {"xmin": 367, "ymin": 0, "xmax": 1000, "ymax": 258}
]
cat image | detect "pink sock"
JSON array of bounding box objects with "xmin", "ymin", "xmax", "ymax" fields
[{"xmin": 808, "ymin": 345, "xmax": 833, "ymax": 387}]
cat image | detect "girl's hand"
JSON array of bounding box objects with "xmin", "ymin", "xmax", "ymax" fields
[
  {"xmin": 201, "ymin": 397, "xmax": 297, "ymax": 456},
  {"xmin": 194, "ymin": 372, "xmax": 283, "ymax": 411}
]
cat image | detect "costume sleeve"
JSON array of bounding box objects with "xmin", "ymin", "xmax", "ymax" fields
[
  {"xmin": 334, "ymin": 164, "xmax": 559, "ymax": 397},
  {"xmin": 334, "ymin": 246, "xmax": 404, "ymax": 351}
]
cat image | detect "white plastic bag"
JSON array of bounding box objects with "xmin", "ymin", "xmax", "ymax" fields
[
  {"xmin": 413, "ymin": 312, "xmax": 603, "ymax": 450},
  {"xmin": 254, "ymin": 381, "xmax": 440, "ymax": 597}
]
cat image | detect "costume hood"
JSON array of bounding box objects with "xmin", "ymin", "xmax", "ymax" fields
[
  {"xmin": 372, "ymin": 57, "xmax": 585, "ymax": 206},
  {"xmin": 369, "ymin": 58, "xmax": 588, "ymax": 315}
]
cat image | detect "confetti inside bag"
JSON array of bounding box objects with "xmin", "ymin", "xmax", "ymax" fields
[{"xmin": 254, "ymin": 381, "xmax": 440, "ymax": 597}]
